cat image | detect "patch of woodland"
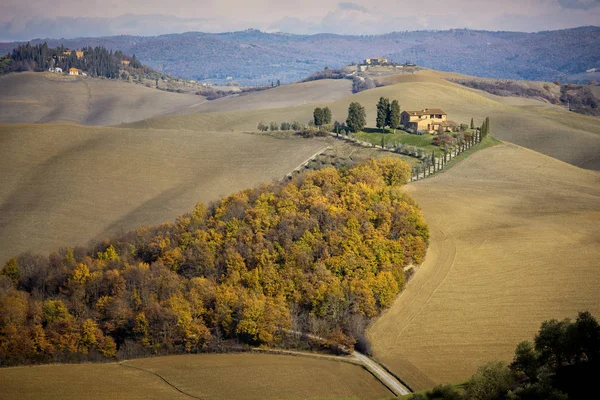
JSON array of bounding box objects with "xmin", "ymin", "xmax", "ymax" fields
[{"xmin": 0, "ymin": 158, "xmax": 428, "ymax": 366}]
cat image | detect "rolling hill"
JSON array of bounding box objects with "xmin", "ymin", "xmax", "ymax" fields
[
  {"xmin": 0, "ymin": 58, "xmax": 600, "ymax": 400},
  {"xmin": 128, "ymin": 70, "xmax": 600, "ymax": 170},
  {"xmin": 1, "ymin": 27, "xmax": 598, "ymax": 84},
  {"xmin": 369, "ymin": 143, "xmax": 600, "ymax": 390},
  {"xmin": 0, "ymin": 123, "xmax": 325, "ymax": 263},
  {"xmin": 1, "ymin": 68, "xmax": 598, "ymax": 265},
  {"xmin": 0, "ymin": 72, "xmax": 204, "ymax": 125}
]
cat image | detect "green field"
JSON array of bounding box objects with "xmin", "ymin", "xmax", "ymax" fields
[{"xmin": 355, "ymin": 129, "xmax": 438, "ymax": 152}]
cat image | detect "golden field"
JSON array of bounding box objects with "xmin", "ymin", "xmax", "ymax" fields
[
  {"xmin": 0, "ymin": 123, "xmax": 326, "ymax": 262},
  {"xmin": 369, "ymin": 143, "xmax": 600, "ymax": 390},
  {"xmin": 0, "ymin": 353, "xmax": 391, "ymax": 400},
  {"xmin": 1, "ymin": 69, "xmax": 599, "ymax": 398}
]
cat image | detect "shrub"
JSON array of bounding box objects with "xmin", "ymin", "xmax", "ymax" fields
[
  {"xmin": 464, "ymin": 361, "xmax": 514, "ymax": 400},
  {"xmin": 269, "ymin": 122, "xmax": 279, "ymax": 131},
  {"xmin": 257, "ymin": 121, "xmax": 269, "ymax": 132},
  {"xmin": 432, "ymin": 134, "xmax": 453, "ymax": 147}
]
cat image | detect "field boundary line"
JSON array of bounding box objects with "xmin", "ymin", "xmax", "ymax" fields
[
  {"xmin": 284, "ymin": 146, "xmax": 331, "ymax": 179},
  {"xmin": 120, "ymin": 360, "xmax": 205, "ymax": 399},
  {"xmin": 251, "ymin": 347, "xmax": 398, "ymax": 397}
]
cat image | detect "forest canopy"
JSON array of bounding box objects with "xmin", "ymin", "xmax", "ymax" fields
[
  {"xmin": 0, "ymin": 158, "xmax": 428, "ymax": 366},
  {"xmin": 0, "ymin": 42, "xmax": 149, "ymax": 79}
]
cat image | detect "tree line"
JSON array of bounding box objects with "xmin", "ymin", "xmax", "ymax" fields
[
  {"xmin": 0, "ymin": 159, "xmax": 428, "ymax": 366},
  {"xmin": 0, "ymin": 42, "xmax": 147, "ymax": 79}
]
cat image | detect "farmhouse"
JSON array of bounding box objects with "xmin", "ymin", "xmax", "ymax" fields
[
  {"xmin": 365, "ymin": 57, "xmax": 388, "ymax": 65},
  {"xmin": 121, "ymin": 60, "xmax": 130, "ymax": 66},
  {"xmin": 401, "ymin": 108, "xmax": 450, "ymax": 133},
  {"xmin": 69, "ymin": 68, "xmax": 79, "ymax": 76}
]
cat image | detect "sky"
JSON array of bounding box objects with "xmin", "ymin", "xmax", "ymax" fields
[{"xmin": 0, "ymin": 0, "xmax": 599, "ymax": 40}]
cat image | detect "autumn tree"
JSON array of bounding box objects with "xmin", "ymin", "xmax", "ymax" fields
[{"xmin": 0, "ymin": 158, "xmax": 428, "ymax": 366}]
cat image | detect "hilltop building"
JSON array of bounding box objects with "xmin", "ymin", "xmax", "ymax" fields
[
  {"xmin": 401, "ymin": 108, "xmax": 452, "ymax": 133},
  {"xmin": 121, "ymin": 60, "xmax": 130, "ymax": 66},
  {"xmin": 69, "ymin": 68, "xmax": 79, "ymax": 76},
  {"xmin": 63, "ymin": 50, "xmax": 84, "ymax": 59},
  {"xmin": 364, "ymin": 57, "xmax": 388, "ymax": 65}
]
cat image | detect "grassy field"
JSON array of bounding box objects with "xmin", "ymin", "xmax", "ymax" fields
[
  {"xmin": 0, "ymin": 354, "xmax": 391, "ymax": 400},
  {"xmin": 0, "ymin": 123, "xmax": 325, "ymax": 263},
  {"xmin": 369, "ymin": 143, "xmax": 600, "ymax": 390},
  {"xmin": 0, "ymin": 72, "xmax": 204, "ymax": 126},
  {"xmin": 355, "ymin": 129, "xmax": 439, "ymax": 152}
]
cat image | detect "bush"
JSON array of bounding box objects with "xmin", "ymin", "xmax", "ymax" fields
[
  {"xmin": 432, "ymin": 134, "xmax": 453, "ymax": 147},
  {"xmin": 269, "ymin": 122, "xmax": 279, "ymax": 131},
  {"xmin": 280, "ymin": 122, "xmax": 291, "ymax": 131},
  {"xmin": 464, "ymin": 361, "xmax": 514, "ymax": 400},
  {"xmin": 257, "ymin": 121, "xmax": 269, "ymax": 132}
]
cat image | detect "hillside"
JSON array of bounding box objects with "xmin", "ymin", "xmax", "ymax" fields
[
  {"xmin": 0, "ymin": 72, "xmax": 205, "ymax": 125},
  {"xmin": 129, "ymin": 70, "xmax": 600, "ymax": 170},
  {"xmin": 0, "ymin": 354, "xmax": 390, "ymax": 400},
  {"xmin": 369, "ymin": 144, "xmax": 600, "ymax": 389},
  {"xmin": 0, "ymin": 123, "xmax": 325, "ymax": 263},
  {"xmin": 1, "ymin": 27, "xmax": 598, "ymax": 84}
]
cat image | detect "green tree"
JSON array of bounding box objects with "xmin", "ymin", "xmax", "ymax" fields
[
  {"xmin": 535, "ymin": 318, "xmax": 569, "ymax": 368},
  {"xmin": 464, "ymin": 361, "xmax": 514, "ymax": 400},
  {"xmin": 346, "ymin": 102, "xmax": 366, "ymax": 133},
  {"xmin": 376, "ymin": 97, "xmax": 390, "ymax": 132},
  {"xmin": 313, "ymin": 107, "xmax": 324, "ymax": 127},
  {"xmin": 470, "ymin": 117, "xmax": 475, "ymax": 129},
  {"xmin": 322, "ymin": 107, "xmax": 332, "ymax": 125},
  {"xmin": 389, "ymin": 100, "xmax": 401, "ymax": 133},
  {"xmin": 510, "ymin": 340, "xmax": 540, "ymax": 382}
]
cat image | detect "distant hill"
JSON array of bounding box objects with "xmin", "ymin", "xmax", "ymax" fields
[
  {"xmin": 0, "ymin": 72, "xmax": 204, "ymax": 125},
  {"xmin": 1, "ymin": 27, "xmax": 598, "ymax": 85}
]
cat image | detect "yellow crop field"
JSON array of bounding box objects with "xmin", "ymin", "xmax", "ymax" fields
[
  {"xmin": 369, "ymin": 143, "xmax": 600, "ymax": 390},
  {"xmin": 0, "ymin": 353, "xmax": 391, "ymax": 400}
]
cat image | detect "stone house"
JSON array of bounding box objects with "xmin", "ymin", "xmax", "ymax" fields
[
  {"xmin": 364, "ymin": 57, "xmax": 388, "ymax": 65},
  {"xmin": 401, "ymin": 108, "xmax": 450, "ymax": 133}
]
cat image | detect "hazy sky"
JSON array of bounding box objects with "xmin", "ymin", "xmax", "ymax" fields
[{"xmin": 1, "ymin": 0, "xmax": 599, "ymax": 40}]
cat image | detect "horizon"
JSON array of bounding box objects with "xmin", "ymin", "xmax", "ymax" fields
[
  {"xmin": 2, "ymin": 0, "xmax": 600, "ymax": 41},
  {"xmin": 1, "ymin": 24, "xmax": 599, "ymax": 43}
]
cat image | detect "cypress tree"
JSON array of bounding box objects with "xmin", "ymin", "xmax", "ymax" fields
[
  {"xmin": 470, "ymin": 117, "xmax": 474, "ymax": 129},
  {"xmin": 346, "ymin": 102, "xmax": 367, "ymax": 133},
  {"xmin": 323, "ymin": 107, "xmax": 332, "ymax": 125},
  {"xmin": 313, "ymin": 108, "xmax": 324, "ymax": 127},
  {"xmin": 389, "ymin": 100, "xmax": 401, "ymax": 133},
  {"xmin": 376, "ymin": 97, "xmax": 389, "ymax": 132}
]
